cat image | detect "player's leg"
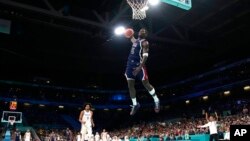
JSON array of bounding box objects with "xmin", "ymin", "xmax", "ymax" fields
[
  {"xmin": 125, "ymin": 67, "xmax": 137, "ymax": 105},
  {"xmin": 80, "ymin": 125, "xmax": 87, "ymax": 141},
  {"xmin": 127, "ymin": 79, "xmax": 140, "ymax": 115},
  {"xmin": 125, "ymin": 66, "xmax": 140, "ymax": 115},
  {"xmin": 127, "ymin": 80, "xmax": 136, "ymax": 105},
  {"xmin": 87, "ymin": 126, "xmax": 93, "ymax": 141},
  {"xmin": 214, "ymin": 134, "xmax": 219, "ymax": 141},
  {"xmin": 142, "ymin": 79, "xmax": 160, "ymax": 112},
  {"xmin": 209, "ymin": 135, "xmax": 213, "ymax": 141},
  {"xmin": 140, "ymin": 67, "xmax": 160, "ymax": 113},
  {"xmin": 142, "ymin": 79, "xmax": 159, "ymax": 102}
]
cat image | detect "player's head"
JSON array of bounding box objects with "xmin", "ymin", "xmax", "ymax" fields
[
  {"xmin": 209, "ymin": 115, "xmax": 215, "ymax": 121},
  {"xmin": 138, "ymin": 28, "xmax": 148, "ymax": 38},
  {"xmin": 84, "ymin": 103, "xmax": 92, "ymax": 110}
]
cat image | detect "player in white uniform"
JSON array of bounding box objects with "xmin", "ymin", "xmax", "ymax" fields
[
  {"xmin": 79, "ymin": 103, "xmax": 95, "ymax": 141},
  {"xmin": 95, "ymin": 132, "xmax": 100, "ymax": 141},
  {"xmin": 101, "ymin": 129, "xmax": 108, "ymax": 141},
  {"xmin": 24, "ymin": 129, "xmax": 31, "ymax": 141}
]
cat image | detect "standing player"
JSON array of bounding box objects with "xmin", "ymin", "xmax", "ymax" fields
[
  {"xmin": 24, "ymin": 129, "xmax": 31, "ymax": 141},
  {"xmin": 101, "ymin": 129, "xmax": 108, "ymax": 141},
  {"xmin": 79, "ymin": 103, "xmax": 95, "ymax": 141},
  {"xmin": 124, "ymin": 28, "xmax": 160, "ymax": 115},
  {"xmin": 14, "ymin": 128, "xmax": 21, "ymax": 141},
  {"xmin": 95, "ymin": 132, "xmax": 100, "ymax": 141},
  {"xmin": 197, "ymin": 112, "xmax": 219, "ymax": 141}
]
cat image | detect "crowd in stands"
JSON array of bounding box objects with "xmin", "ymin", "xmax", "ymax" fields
[
  {"xmin": 108, "ymin": 113, "xmax": 249, "ymax": 140},
  {"xmin": 1, "ymin": 108, "xmax": 249, "ymax": 141},
  {"xmin": 27, "ymin": 101, "xmax": 249, "ymax": 141},
  {"xmin": 29, "ymin": 113, "xmax": 249, "ymax": 141},
  {"xmin": 1, "ymin": 84, "xmax": 249, "ymax": 141}
]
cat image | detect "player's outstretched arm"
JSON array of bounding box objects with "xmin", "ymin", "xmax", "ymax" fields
[
  {"xmin": 197, "ymin": 123, "xmax": 209, "ymax": 128},
  {"xmin": 130, "ymin": 36, "xmax": 136, "ymax": 43},
  {"xmin": 215, "ymin": 111, "xmax": 218, "ymax": 121}
]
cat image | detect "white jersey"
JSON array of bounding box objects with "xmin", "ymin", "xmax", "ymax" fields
[
  {"xmin": 101, "ymin": 132, "xmax": 108, "ymax": 141},
  {"xmin": 82, "ymin": 110, "xmax": 92, "ymax": 126},
  {"xmin": 24, "ymin": 132, "xmax": 31, "ymax": 141},
  {"xmin": 200, "ymin": 121, "xmax": 218, "ymax": 134},
  {"xmin": 95, "ymin": 134, "xmax": 100, "ymax": 141}
]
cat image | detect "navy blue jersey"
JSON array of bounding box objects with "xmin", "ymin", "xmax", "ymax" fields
[
  {"xmin": 125, "ymin": 38, "xmax": 149, "ymax": 80},
  {"xmin": 127, "ymin": 39, "xmax": 146, "ymax": 66}
]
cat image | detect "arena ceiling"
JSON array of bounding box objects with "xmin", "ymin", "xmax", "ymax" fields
[{"xmin": 0, "ymin": 0, "xmax": 249, "ymax": 90}]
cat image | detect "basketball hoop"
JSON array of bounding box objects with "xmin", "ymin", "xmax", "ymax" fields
[
  {"xmin": 9, "ymin": 119, "xmax": 15, "ymax": 126},
  {"xmin": 127, "ymin": 0, "xmax": 148, "ymax": 20},
  {"xmin": 8, "ymin": 116, "xmax": 16, "ymax": 126}
]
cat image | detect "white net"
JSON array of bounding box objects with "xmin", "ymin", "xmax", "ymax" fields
[
  {"xmin": 127, "ymin": 0, "xmax": 148, "ymax": 20},
  {"xmin": 9, "ymin": 120, "xmax": 15, "ymax": 126}
]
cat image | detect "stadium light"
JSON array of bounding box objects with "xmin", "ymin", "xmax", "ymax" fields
[
  {"xmin": 203, "ymin": 96, "xmax": 208, "ymax": 100},
  {"xmin": 224, "ymin": 91, "xmax": 230, "ymax": 95},
  {"xmin": 244, "ymin": 85, "xmax": 250, "ymax": 91},
  {"xmin": 39, "ymin": 104, "xmax": 45, "ymax": 107},
  {"xmin": 114, "ymin": 26, "xmax": 125, "ymax": 36},
  {"xmin": 148, "ymin": 0, "xmax": 160, "ymax": 6},
  {"xmin": 117, "ymin": 108, "xmax": 123, "ymax": 111},
  {"xmin": 58, "ymin": 105, "xmax": 64, "ymax": 109},
  {"xmin": 141, "ymin": 5, "xmax": 149, "ymax": 11},
  {"xmin": 24, "ymin": 103, "xmax": 31, "ymax": 106}
]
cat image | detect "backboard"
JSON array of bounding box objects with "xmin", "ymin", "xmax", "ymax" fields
[
  {"xmin": 1, "ymin": 111, "xmax": 22, "ymax": 123},
  {"xmin": 161, "ymin": 0, "xmax": 192, "ymax": 10}
]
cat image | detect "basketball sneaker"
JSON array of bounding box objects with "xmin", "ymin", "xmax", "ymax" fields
[
  {"xmin": 130, "ymin": 103, "xmax": 140, "ymax": 116},
  {"xmin": 154, "ymin": 101, "xmax": 160, "ymax": 113}
]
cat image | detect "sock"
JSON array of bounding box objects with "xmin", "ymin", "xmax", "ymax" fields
[
  {"xmin": 149, "ymin": 88, "xmax": 159, "ymax": 103},
  {"xmin": 131, "ymin": 98, "xmax": 137, "ymax": 105}
]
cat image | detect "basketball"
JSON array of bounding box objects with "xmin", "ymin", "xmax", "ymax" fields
[{"xmin": 124, "ymin": 28, "xmax": 134, "ymax": 38}]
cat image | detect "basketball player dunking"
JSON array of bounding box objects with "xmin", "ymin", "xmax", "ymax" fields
[
  {"xmin": 125, "ymin": 28, "xmax": 160, "ymax": 115},
  {"xmin": 79, "ymin": 103, "xmax": 95, "ymax": 141}
]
